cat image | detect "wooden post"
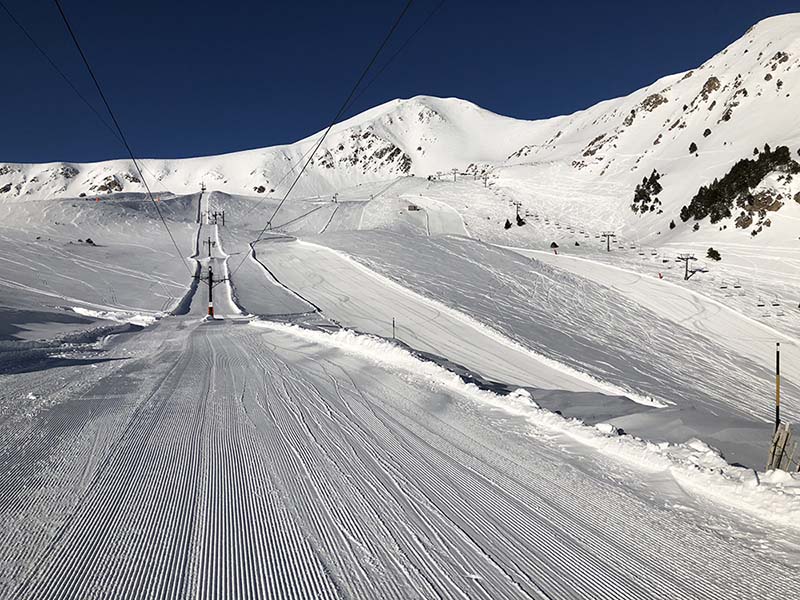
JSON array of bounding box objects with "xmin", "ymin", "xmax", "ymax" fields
[{"xmin": 767, "ymin": 422, "xmax": 792, "ymax": 470}]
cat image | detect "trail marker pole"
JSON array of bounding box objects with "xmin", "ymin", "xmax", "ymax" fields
[
  {"xmin": 451, "ymin": 168, "xmax": 458, "ymax": 182},
  {"xmin": 392, "ymin": 317, "xmax": 396, "ymax": 339},
  {"xmin": 776, "ymin": 342, "xmax": 781, "ymax": 432}
]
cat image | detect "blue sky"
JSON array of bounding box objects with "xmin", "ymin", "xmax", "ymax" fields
[{"xmin": 1, "ymin": 0, "xmax": 797, "ymax": 162}]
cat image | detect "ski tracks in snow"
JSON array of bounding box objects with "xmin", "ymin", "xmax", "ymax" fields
[{"xmin": 2, "ymin": 320, "xmax": 800, "ymax": 598}]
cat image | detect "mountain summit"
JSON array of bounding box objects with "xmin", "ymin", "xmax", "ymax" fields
[{"xmin": 2, "ymin": 14, "xmax": 799, "ymax": 242}]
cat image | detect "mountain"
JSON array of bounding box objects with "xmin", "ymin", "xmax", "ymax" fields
[{"xmin": 2, "ymin": 13, "xmax": 800, "ymax": 243}]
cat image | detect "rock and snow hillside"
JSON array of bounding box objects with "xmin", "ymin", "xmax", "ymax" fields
[{"xmin": 3, "ymin": 14, "xmax": 800, "ymax": 244}]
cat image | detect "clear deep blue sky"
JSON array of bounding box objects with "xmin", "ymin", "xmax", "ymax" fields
[{"xmin": 1, "ymin": 0, "xmax": 797, "ymax": 163}]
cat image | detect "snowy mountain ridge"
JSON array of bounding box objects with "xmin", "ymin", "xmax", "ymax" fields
[{"xmin": 3, "ymin": 13, "xmax": 800, "ymax": 241}]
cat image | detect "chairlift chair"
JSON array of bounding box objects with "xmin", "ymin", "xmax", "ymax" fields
[
  {"xmin": 772, "ymin": 296, "xmax": 781, "ymax": 307},
  {"xmin": 757, "ymin": 296, "xmax": 766, "ymax": 308}
]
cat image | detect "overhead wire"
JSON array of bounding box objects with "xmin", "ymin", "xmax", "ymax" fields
[
  {"xmin": 14, "ymin": 0, "xmax": 434, "ymax": 280},
  {"xmin": 0, "ymin": 0, "xmax": 120, "ymax": 145},
  {"xmin": 237, "ymin": 0, "xmax": 445, "ymax": 223},
  {"xmin": 229, "ymin": 0, "xmax": 416, "ymax": 278},
  {"xmin": 349, "ymin": 0, "xmax": 445, "ymax": 108},
  {"xmin": 52, "ymin": 0, "xmax": 192, "ymax": 274},
  {"xmin": 0, "ymin": 0, "xmax": 170, "ymax": 195}
]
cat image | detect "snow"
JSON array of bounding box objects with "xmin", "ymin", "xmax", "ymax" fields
[
  {"xmin": 71, "ymin": 306, "xmax": 159, "ymax": 327},
  {"xmin": 252, "ymin": 319, "xmax": 800, "ymax": 529},
  {"xmin": 2, "ymin": 14, "xmax": 800, "ymax": 597}
]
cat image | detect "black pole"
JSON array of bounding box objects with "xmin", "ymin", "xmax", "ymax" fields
[
  {"xmin": 208, "ymin": 265, "xmax": 214, "ymax": 317},
  {"xmin": 776, "ymin": 342, "xmax": 781, "ymax": 432}
]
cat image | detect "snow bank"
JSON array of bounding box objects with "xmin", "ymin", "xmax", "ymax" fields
[
  {"xmin": 71, "ymin": 307, "xmax": 158, "ymax": 328},
  {"xmin": 251, "ymin": 319, "xmax": 800, "ymax": 529}
]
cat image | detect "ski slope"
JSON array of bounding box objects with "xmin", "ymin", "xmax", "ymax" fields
[
  {"xmin": 3, "ymin": 316, "xmax": 800, "ymax": 598},
  {"xmin": 511, "ymin": 246, "xmax": 800, "ymax": 376},
  {"xmin": 3, "ymin": 13, "xmax": 800, "ymax": 598},
  {"xmin": 255, "ymin": 236, "xmax": 602, "ymax": 393}
]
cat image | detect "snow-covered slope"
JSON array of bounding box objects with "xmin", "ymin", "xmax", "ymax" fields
[
  {"xmin": 0, "ymin": 95, "xmax": 546, "ymax": 202},
  {"xmin": 2, "ymin": 14, "xmax": 800, "ymax": 243}
]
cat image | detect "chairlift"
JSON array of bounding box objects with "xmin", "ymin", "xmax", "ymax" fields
[
  {"xmin": 662, "ymin": 259, "xmax": 669, "ymax": 263},
  {"xmin": 629, "ymin": 244, "xmax": 636, "ymax": 249},
  {"xmin": 650, "ymin": 249, "xmax": 658, "ymax": 256},
  {"xmin": 771, "ymin": 296, "xmax": 781, "ymax": 307},
  {"xmin": 719, "ymin": 280, "xmax": 729, "ymax": 290},
  {"xmin": 757, "ymin": 296, "xmax": 766, "ymax": 308},
  {"xmin": 733, "ymin": 280, "xmax": 742, "ymax": 289}
]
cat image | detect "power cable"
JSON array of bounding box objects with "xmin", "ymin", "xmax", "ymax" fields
[
  {"xmin": 0, "ymin": 0, "xmax": 121, "ymax": 145},
  {"xmin": 350, "ymin": 0, "xmax": 445, "ymax": 108},
  {"xmin": 52, "ymin": 0, "xmax": 192, "ymax": 274},
  {"xmin": 0, "ymin": 0, "xmax": 170, "ymax": 194},
  {"xmin": 230, "ymin": 0, "xmax": 415, "ymax": 278},
  {"xmin": 238, "ymin": 0, "xmax": 443, "ymax": 224}
]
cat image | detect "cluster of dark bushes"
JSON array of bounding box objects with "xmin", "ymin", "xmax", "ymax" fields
[
  {"xmin": 631, "ymin": 170, "xmax": 663, "ymax": 214},
  {"xmin": 679, "ymin": 144, "xmax": 800, "ymax": 224}
]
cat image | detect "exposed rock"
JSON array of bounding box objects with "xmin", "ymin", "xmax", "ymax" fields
[
  {"xmin": 58, "ymin": 165, "xmax": 79, "ymax": 179},
  {"xmin": 641, "ymin": 93, "xmax": 668, "ymax": 111},
  {"xmin": 699, "ymin": 76, "xmax": 721, "ymax": 101},
  {"xmin": 93, "ymin": 175, "xmax": 123, "ymax": 193},
  {"xmin": 582, "ymin": 134, "xmax": 606, "ymax": 157}
]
